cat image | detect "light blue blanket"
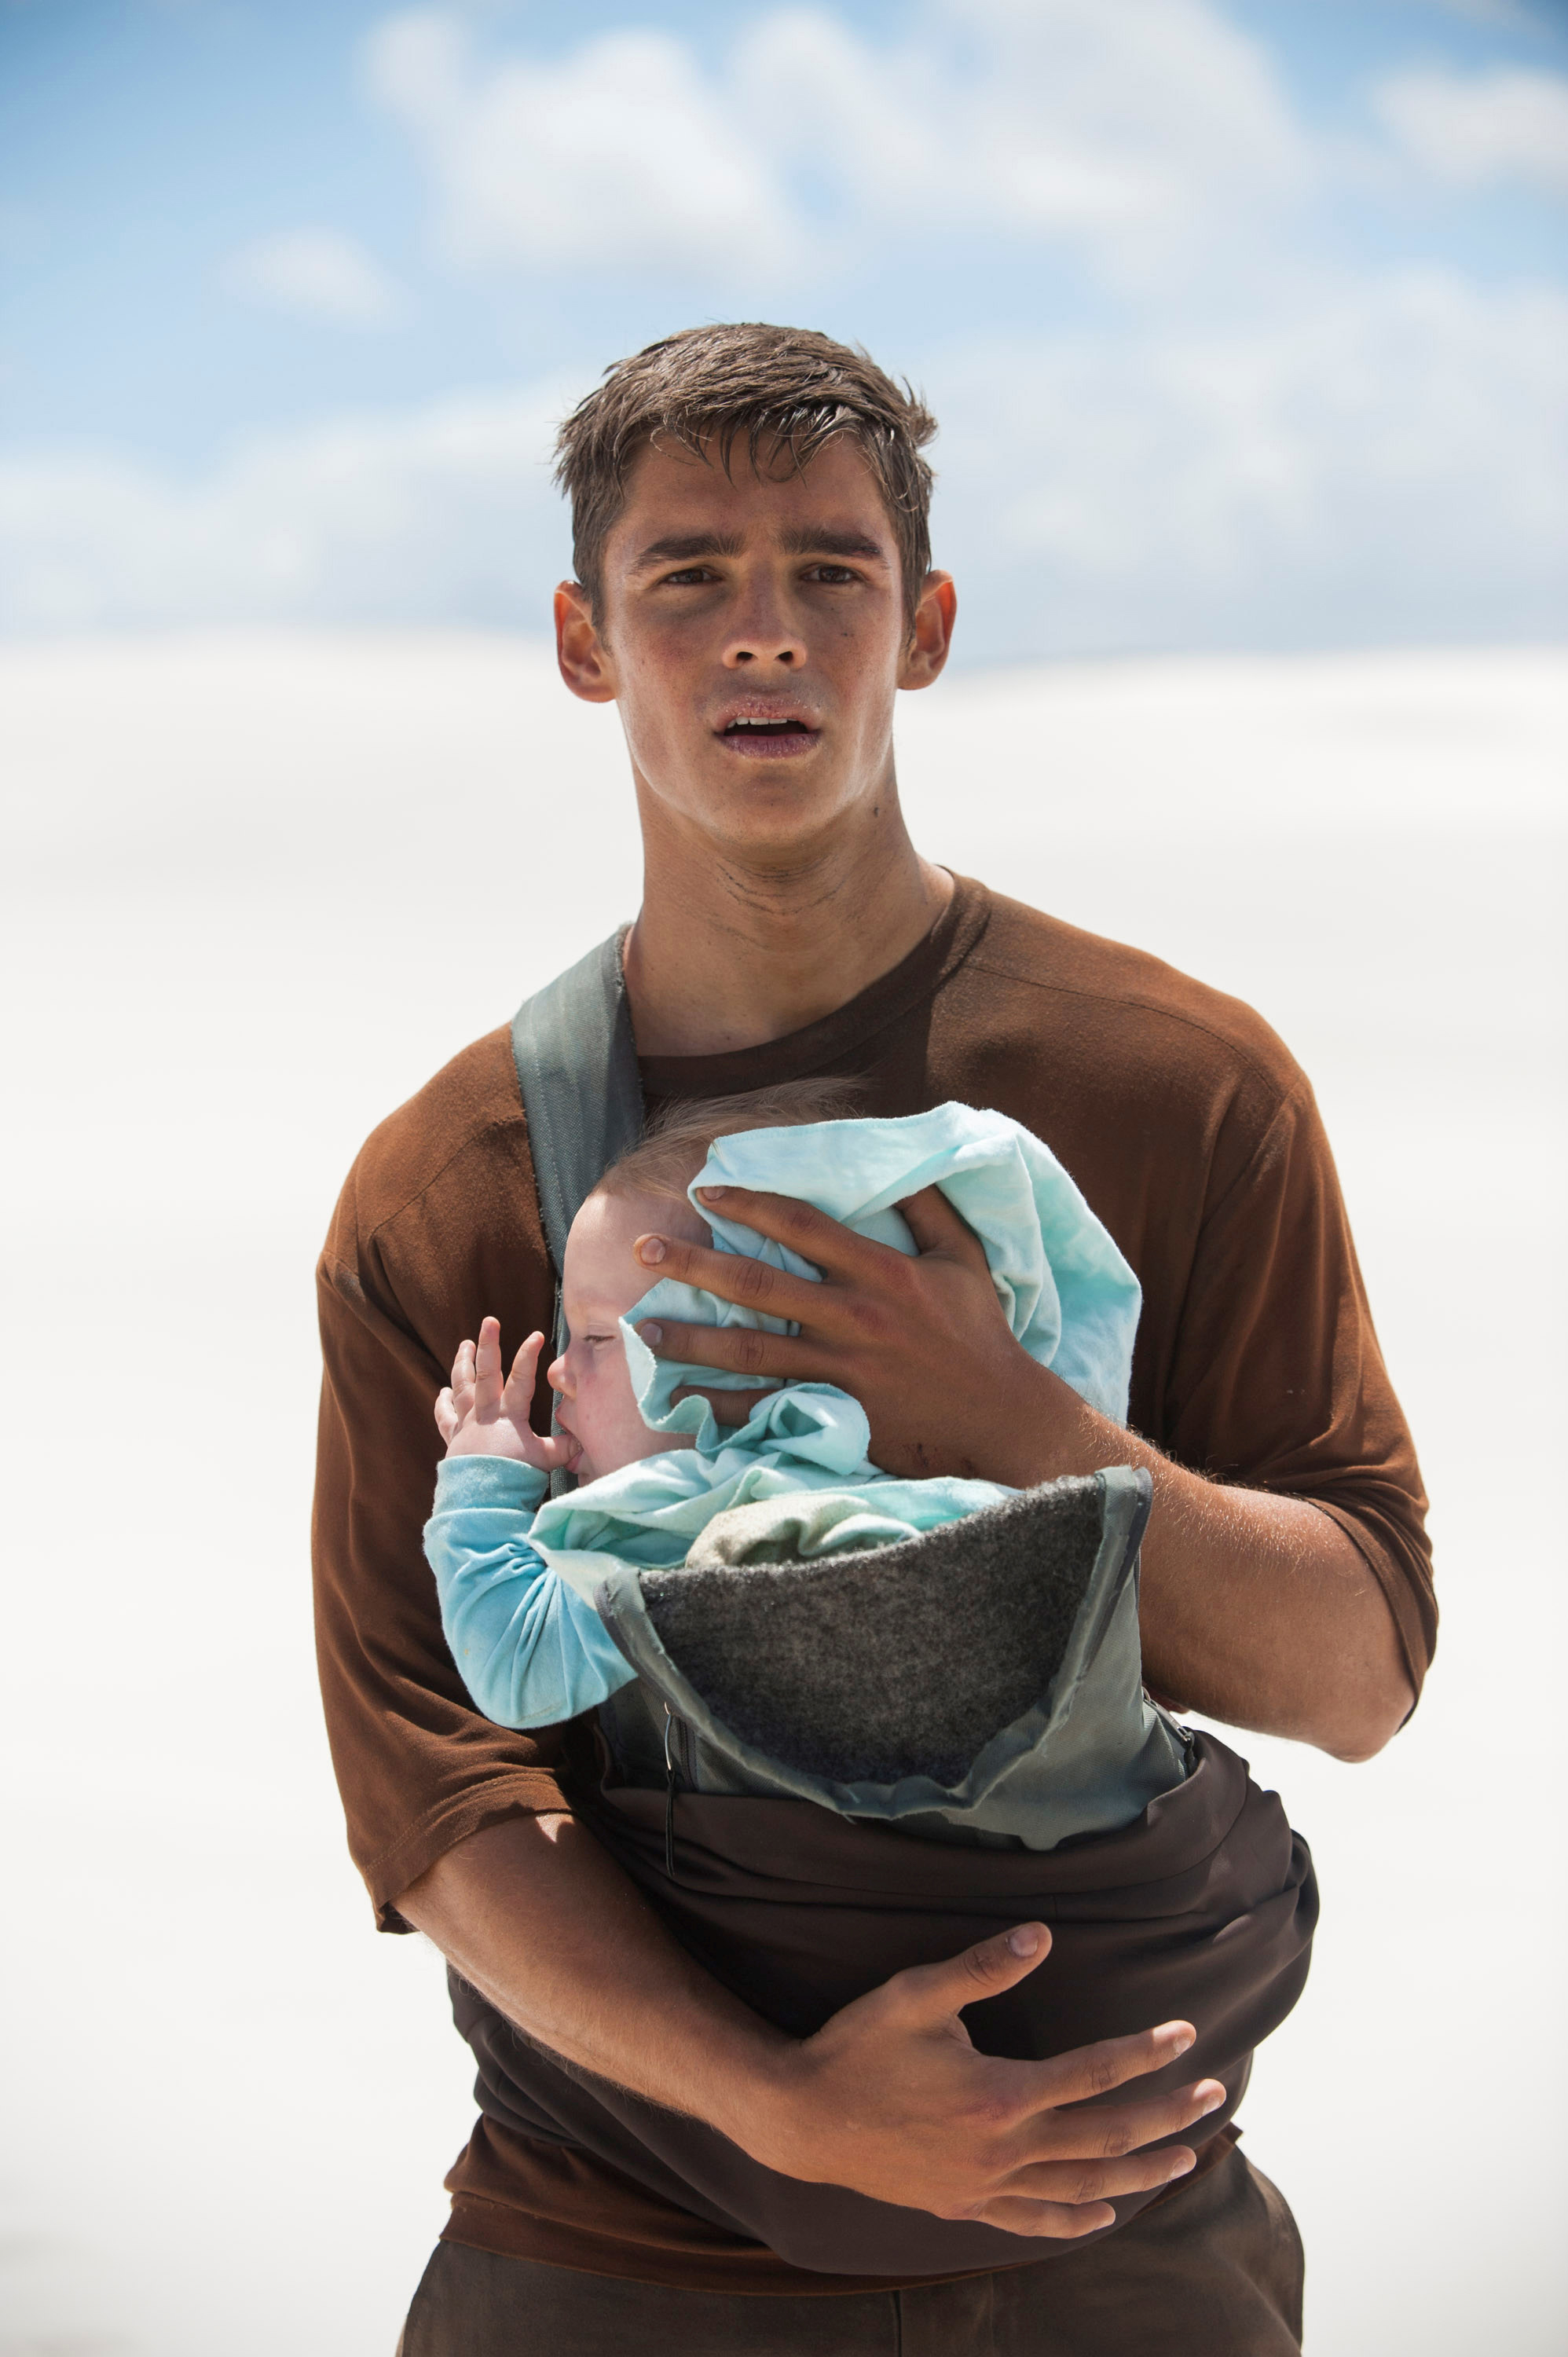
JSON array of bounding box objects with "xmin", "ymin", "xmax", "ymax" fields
[
  {"xmin": 628, "ymin": 1098, "xmax": 1139, "ymax": 1439},
  {"xmin": 427, "ymin": 1105, "xmax": 1141, "ymax": 1727}
]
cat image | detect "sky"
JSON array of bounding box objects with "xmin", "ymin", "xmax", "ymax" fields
[{"xmin": 1, "ymin": 0, "xmax": 1566, "ymax": 661}]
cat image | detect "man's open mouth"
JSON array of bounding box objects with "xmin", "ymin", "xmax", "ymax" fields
[{"xmin": 716, "ymin": 712, "xmax": 819, "ymax": 755}]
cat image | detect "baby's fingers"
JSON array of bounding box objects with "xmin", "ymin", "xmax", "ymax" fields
[
  {"xmin": 501, "ymin": 1331, "xmax": 546, "ymax": 1422},
  {"xmin": 472, "ymin": 1316, "xmax": 505, "ymax": 1415},
  {"xmin": 434, "ymin": 1386, "xmax": 460, "ymax": 1443},
  {"xmin": 446, "ymin": 1336, "xmax": 478, "ymax": 1425}
]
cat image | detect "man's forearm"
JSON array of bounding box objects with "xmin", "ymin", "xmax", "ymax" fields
[
  {"xmin": 997, "ymin": 1366, "xmax": 1415, "ymax": 1760},
  {"xmin": 397, "ymin": 1809, "xmax": 1225, "ymax": 2235},
  {"xmin": 399, "ymin": 1810, "xmax": 788, "ymax": 2146}
]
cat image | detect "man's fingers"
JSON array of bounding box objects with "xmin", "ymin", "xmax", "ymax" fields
[
  {"xmin": 638, "ymin": 1317, "xmax": 820, "ymax": 1382},
  {"xmin": 895, "ymin": 1182, "xmax": 992, "ymax": 1276},
  {"xmin": 1017, "ymin": 2081, "xmax": 1225, "ymax": 2172},
  {"xmin": 633, "ymin": 1227, "xmax": 825, "ymax": 1326},
  {"xmin": 887, "ymin": 1925, "xmax": 1053, "ymax": 2026},
  {"xmin": 1020, "ymin": 2079, "xmax": 1226, "ymax": 2169},
  {"xmin": 965, "ymin": 2194, "xmax": 1116, "ymax": 2241},
  {"xmin": 1028, "ymin": 2022, "xmax": 1201, "ymax": 2112},
  {"xmin": 1001, "ymin": 2143, "xmax": 1200, "ymax": 2209},
  {"xmin": 687, "ymin": 1187, "xmax": 902, "ymax": 1284},
  {"xmin": 950, "ymin": 2025, "xmax": 1212, "ymax": 2160}
]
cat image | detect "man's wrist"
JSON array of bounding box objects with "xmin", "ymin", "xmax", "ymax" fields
[
  {"xmin": 987, "ymin": 1358, "xmax": 1120, "ymax": 1490},
  {"xmin": 694, "ymin": 2022, "xmax": 812, "ymax": 2172}
]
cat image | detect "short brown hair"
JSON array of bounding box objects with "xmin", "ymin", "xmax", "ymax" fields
[
  {"xmin": 598, "ymin": 1077, "xmax": 869, "ymax": 1209},
  {"xmin": 554, "ymin": 324, "xmax": 937, "ymax": 627}
]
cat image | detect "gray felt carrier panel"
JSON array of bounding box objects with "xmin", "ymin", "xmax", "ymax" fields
[{"xmin": 639, "ymin": 1475, "xmax": 1108, "ymax": 1787}]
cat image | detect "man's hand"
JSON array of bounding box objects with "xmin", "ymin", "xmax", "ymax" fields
[
  {"xmin": 400, "ymin": 1818, "xmax": 1222, "ymax": 2241},
  {"xmin": 435, "ymin": 1316, "xmax": 578, "ymax": 1471},
  {"xmin": 749, "ymin": 1920, "xmax": 1222, "ymax": 2234},
  {"xmin": 633, "ymin": 1182, "xmax": 1043, "ymax": 1482},
  {"xmin": 629, "ymin": 1186, "xmax": 1416, "ymax": 1757}
]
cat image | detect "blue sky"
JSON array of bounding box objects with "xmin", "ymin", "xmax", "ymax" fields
[{"xmin": 2, "ymin": 0, "xmax": 1565, "ymax": 658}]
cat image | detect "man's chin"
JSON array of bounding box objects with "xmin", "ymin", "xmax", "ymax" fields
[{"xmin": 680, "ymin": 763, "xmax": 863, "ymax": 856}]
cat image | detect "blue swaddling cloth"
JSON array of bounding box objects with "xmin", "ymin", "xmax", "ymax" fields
[
  {"xmin": 427, "ymin": 1104, "xmax": 1144, "ymax": 1739},
  {"xmin": 626, "ymin": 1100, "xmax": 1139, "ymax": 1446}
]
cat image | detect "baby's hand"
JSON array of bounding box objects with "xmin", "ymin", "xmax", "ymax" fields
[{"xmin": 434, "ymin": 1318, "xmax": 579, "ymax": 1472}]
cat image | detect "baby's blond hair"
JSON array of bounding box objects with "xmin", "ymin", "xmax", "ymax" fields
[{"xmin": 595, "ymin": 1076, "xmax": 868, "ymax": 1210}]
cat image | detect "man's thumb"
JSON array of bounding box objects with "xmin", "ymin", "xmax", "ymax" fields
[{"xmin": 899, "ymin": 1923, "xmax": 1053, "ymax": 2022}]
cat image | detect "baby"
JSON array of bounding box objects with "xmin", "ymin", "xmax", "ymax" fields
[
  {"xmin": 427, "ymin": 1084, "xmax": 1189, "ymax": 1846},
  {"xmin": 427, "ymin": 1083, "xmax": 863, "ymax": 1729}
]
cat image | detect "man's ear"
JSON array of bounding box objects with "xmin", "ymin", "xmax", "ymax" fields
[
  {"xmin": 555, "ymin": 581, "xmax": 617, "ymax": 705},
  {"xmin": 897, "ymin": 570, "xmax": 957, "ymax": 694}
]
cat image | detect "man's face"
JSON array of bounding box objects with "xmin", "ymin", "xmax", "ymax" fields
[{"xmin": 555, "ymin": 434, "xmax": 953, "ymax": 865}]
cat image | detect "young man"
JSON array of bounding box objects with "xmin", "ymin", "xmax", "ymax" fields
[{"xmin": 313, "ymin": 324, "xmax": 1433, "ymax": 2355}]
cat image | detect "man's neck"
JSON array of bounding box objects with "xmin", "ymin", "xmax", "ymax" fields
[{"xmin": 623, "ymin": 790, "xmax": 953, "ymax": 1059}]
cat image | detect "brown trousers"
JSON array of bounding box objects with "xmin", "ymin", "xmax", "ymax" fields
[{"xmin": 398, "ymin": 2145, "xmax": 1304, "ymax": 2356}]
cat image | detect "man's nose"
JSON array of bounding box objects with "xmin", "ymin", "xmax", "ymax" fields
[{"xmin": 723, "ymin": 577, "xmax": 806, "ymax": 670}]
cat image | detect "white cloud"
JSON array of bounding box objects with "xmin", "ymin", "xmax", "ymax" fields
[
  {"xmin": 1373, "ymin": 64, "xmax": 1568, "ymax": 199},
  {"xmin": 218, "ymin": 228, "xmax": 408, "ymax": 328},
  {"xmin": 932, "ymin": 271, "xmax": 1568, "ymax": 652},
  {"xmin": 363, "ymin": 12, "xmax": 800, "ymax": 277},
  {"xmin": 0, "ymin": 385, "xmax": 568, "ymax": 632},
  {"xmin": 363, "ymin": 0, "xmax": 1313, "ymax": 290}
]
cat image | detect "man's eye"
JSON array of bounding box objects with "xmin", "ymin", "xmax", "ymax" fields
[
  {"xmin": 806, "ymin": 564, "xmax": 858, "ymax": 585},
  {"xmin": 661, "ymin": 566, "xmax": 716, "ymax": 586}
]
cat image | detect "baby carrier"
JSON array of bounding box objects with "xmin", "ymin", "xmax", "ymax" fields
[{"xmin": 450, "ymin": 934, "xmax": 1317, "ymax": 2278}]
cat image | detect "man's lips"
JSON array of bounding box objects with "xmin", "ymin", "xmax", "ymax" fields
[{"xmin": 715, "ymin": 708, "xmax": 821, "ymax": 760}]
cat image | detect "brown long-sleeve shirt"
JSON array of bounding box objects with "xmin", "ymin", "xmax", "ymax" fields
[{"xmin": 313, "ymin": 874, "xmax": 1433, "ymax": 2286}]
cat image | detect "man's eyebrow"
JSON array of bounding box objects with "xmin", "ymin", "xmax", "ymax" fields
[
  {"xmin": 631, "ymin": 530, "xmax": 746, "ymax": 569},
  {"xmin": 780, "ymin": 526, "xmax": 891, "ymax": 563}
]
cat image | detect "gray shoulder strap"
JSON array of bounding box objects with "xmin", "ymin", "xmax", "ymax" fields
[
  {"xmin": 511, "ymin": 930, "xmax": 644, "ymax": 1497},
  {"xmin": 511, "ymin": 928, "xmax": 644, "ymax": 1278}
]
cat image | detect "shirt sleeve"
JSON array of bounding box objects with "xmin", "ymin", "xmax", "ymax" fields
[
  {"xmin": 1157, "ymin": 1073, "xmax": 1436, "ymax": 1698},
  {"xmin": 313, "ymin": 1136, "xmax": 580, "ymax": 1930},
  {"xmin": 425, "ymin": 1456, "xmax": 636, "ymax": 1727}
]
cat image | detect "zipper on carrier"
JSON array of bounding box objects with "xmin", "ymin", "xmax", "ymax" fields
[{"xmin": 662, "ymin": 1703, "xmax": 685, "ymax": 1879}]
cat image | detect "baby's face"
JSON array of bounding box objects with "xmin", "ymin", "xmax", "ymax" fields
[{"xmin": 549, "ymin": 1186, "xmax": 709, "ymax": 1483}]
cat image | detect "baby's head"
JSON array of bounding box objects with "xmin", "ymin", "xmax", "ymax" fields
[{"xmin": 549, "ymin": 1076, "xmax": 864, "ymax": 1483}]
